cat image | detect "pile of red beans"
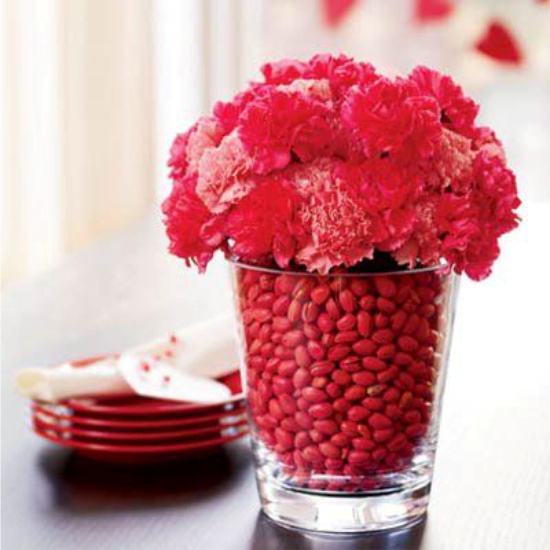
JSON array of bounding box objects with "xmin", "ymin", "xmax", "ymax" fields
[{"xmin": 234, "ymin": 267, "xmax": 448, "ymax": 492}]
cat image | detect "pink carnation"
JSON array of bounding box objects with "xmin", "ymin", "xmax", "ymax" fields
[
  {"xmin": 342, "ymin": 78, "xmax": 441, "ymax": 159},
  {"xmin": 196, "ymin": 133, "xmax": 253, "ymax": 214},
  {"xmin": 285, "ymin": 157, "xmax": 338, "ymax": 197},
  {"xmin": 185, "ymin": 117, "xmax": 224, "ymax": 174},
  {"xmin": 296, "ymin": 175, "xmax": 384, "ymax": 274},
  {"xmin": 410, "ymin": 66, "xmax": 479, "ymax": 136},
  {"xmin": 238, "ymin": 88, "xmax": 333, "ymax": 174}
]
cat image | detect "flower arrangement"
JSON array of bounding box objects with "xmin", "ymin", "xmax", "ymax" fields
[{"xmin": 162, "ymin": 54, "xmax": 520, "ymax": 280}]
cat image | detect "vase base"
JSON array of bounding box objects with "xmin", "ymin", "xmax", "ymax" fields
[{"xmin": 256, "ymin": 472, "xmax": 430, "ymax": 533}]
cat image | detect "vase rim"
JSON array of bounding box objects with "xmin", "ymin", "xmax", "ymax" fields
[{"xmin": 229, "ymin": 259, "xmax": 450, "ymax": 278}]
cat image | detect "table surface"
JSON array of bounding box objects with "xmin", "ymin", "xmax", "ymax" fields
[{"xmin": 2, "ymin": 204, "xmax": 550, "ymax": 550}]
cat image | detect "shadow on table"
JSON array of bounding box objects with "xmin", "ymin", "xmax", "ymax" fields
[
  {"xmin": 37, "ymin": 442, "xmax": 251, "ymax": 513},
  {"xmin": 250, "ymin": 512, "xmax": 426, "ymax": 550}
]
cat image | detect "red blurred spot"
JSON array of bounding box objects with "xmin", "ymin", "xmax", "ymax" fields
[
  {"xmin": 321, "ymin": 0, "xmax": 359, "ymax": 28},
  {"xmin": 415, "ymin": 0, "xmax": 454, "ymax": 23},
  {"xmin": 475, "ymin": 20, "xmax": 524, "ymax": 65}
]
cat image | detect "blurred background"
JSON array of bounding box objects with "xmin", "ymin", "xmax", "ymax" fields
[{"xmin": 1, "ymin": 0, "xmax": 549, "ymax": 288}]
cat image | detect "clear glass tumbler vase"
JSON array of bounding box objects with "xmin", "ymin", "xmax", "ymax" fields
[{"xmin": 231, "ymin": 262, "xmax": 458, "ymax": 533}]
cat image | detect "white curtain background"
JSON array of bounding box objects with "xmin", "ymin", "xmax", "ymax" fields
[{"xmin": 1, "ymin": 0, "xmax": 262, "ymax": 287}]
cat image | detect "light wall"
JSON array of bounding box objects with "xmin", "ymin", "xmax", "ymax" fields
[{"xmin": 1, "ymin": 0, "xmax": 262, "ymax": 287}]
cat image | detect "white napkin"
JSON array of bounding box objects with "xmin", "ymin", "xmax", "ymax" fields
[{"xmin": 16, "ymin": 313, "xmax": 238, "ymax": 404}]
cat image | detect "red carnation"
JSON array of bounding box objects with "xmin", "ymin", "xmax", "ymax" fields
[
  {"xmin": 161, "ymin": 175, "xmax": 215, "ymax": 271},
  {"xmin": 410, "ymin": 66, "xmax": 479, "ymax": 136},
  {"xmin": 378, "ymin": 208, "xmax": 417, "ymax": 253},
  {"xmin": 214, "ymin": 87, "xmax": 265, "ymax": 135},
  {"xmin": 436, "ymin": 151, "xmax": 520, "ymax": 281},
  {"xmin": 438, "ymin": 194, "xmax": 498, "ymax": 281},
  {"xmin": 354, "ymin": 158, "xmax": 422, "ymax": 211},
  {"xmin": 263, "ymin": 54, "xmax": 377, "ymax": 100},
  {"xmin": 342, "ymin": 78, "xmax": 441, "ymax": 160},
  {"xmin": 304, "ymin": 54, "xmax": 378, "ymax": 98},
  {"xmin": 261, "ymin": 59, "xmax": 308, "ymax": 85},
  {"xmin": 238, "ymin": 88, "xmax": 333, "ymax": 174},
  {"xmin": 473, "ymin": 151, "xmax": 521, "ymax": 237},
  {"xmin": 167, "ymin": 124, "xmax": 196, "ymax": 181},
  {"xmin": 225, "ymin": 178, "xmax": 301, "ymax": 269}
]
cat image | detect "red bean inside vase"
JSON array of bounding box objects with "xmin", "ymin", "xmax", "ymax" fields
[{"xmin": 233, "ymin": 263, "xmax": 457, "ymax": 498}]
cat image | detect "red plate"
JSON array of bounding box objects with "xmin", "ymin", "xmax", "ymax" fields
[
  {"xmin": 32, "ymin": 411, "xmax": 248, "ymax": 443},
  {"xmin": 31, "ymin": 403, "xmax": 247, "ymax": 431},
  {"xmin": 56, "ymin": 370, "xmax": 244, "ymax": 418},
  {"xmin": 34, "ymin": 424, "xmax": 248, "ymax": 464}
]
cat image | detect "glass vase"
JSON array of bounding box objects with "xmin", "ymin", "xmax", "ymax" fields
[{"xmin": 231, "ymin": 262, "xmax": 458, "ymax": 533}]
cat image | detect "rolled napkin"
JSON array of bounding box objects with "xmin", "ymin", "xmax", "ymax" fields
[
  {"xmin": 16, "ymin": 358, "xmax": 132, "ymax": 402},
  {"xmin": 16, "ymin": 313, "xmax": 238, "ymax": 403}
]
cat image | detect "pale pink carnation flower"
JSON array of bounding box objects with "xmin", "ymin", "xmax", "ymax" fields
[
  {"xmin": 196, "ymin": 133, "xmax": 253, "ymax": 214},
  {"xmin": 296, "ymin": 178, "xmax": 375, "ymax": 274},
  {"xmin": 284, "ymin": 157, "xmax": 337, "ymax": 197},
  {"xmin": 186, "ymin": 117, "xmax": 224, "ymax": 174},
  {"xmin": 429, "ymin": 128, "xmax": 475, "ymax": 191}
]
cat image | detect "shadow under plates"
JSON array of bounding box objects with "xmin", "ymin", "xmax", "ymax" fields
[{"xmin": 37, "ymin": 441, "xmax": 252, "ymax": 514}]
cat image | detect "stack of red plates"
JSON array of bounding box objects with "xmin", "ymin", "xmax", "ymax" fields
[{"xmin": 30, "ymin": 365, "xmax": 248, "ymax": 464}]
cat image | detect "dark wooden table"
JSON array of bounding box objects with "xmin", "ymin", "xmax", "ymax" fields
[{"xmin": 2, "ymin": 206, "xmax": 549, "ymax": 550}]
